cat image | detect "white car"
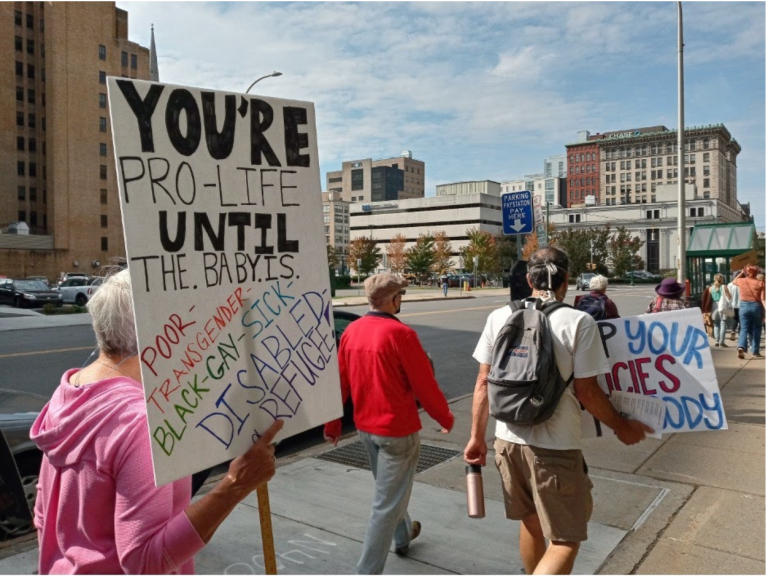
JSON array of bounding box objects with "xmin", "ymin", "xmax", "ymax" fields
[{"xmin": 56, "ymin": 277, "xmax": 93, "ymax": 305}]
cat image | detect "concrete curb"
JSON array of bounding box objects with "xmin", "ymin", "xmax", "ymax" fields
[{"xmin": 332, "ymin": 294, "xmax": 476, "ymax": 307}]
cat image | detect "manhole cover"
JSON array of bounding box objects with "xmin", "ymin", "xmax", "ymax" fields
[{"xmin": 317, "ymin": 441, "xmax": 461, "ymax": 474}]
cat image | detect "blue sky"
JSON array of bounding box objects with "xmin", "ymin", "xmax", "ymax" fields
[{"xmin": 119, "ymin": 1, "xmax": 766, "ymax": 230}]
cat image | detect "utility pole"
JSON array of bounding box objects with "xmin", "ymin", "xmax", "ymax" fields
[
  {"xmin": 590, "ymin": 238, "xmax": 594, "ymax": 271},
  {"xmin": 545, "ymin": 202, "xmax": 551, "ymax": 246},
  {"xmin": 677, "ymin": 1, "xmax": 687, "ymax": 285}
]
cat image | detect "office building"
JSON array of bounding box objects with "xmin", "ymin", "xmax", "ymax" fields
[
  {"xmin": 435, "ymin": 180, "xmax": 501, "ymax": 197},
  {"xmin": 322, "ymin": 191, "xmax": 350, "ymax": 273},
  {"xmin": 500, "ymin": 174, "xmax": 566, "ymax": 207},
  {"xmin": 0, "ymin": 2, "xmax": 151, "ymax": 279},
  {"xmin": 325, "ymin": 150, "xmax": 425, "ymax": 203}
]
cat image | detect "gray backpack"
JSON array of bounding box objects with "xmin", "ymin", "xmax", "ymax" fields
[{"xmin": 487, "ymin": 299, "xmax": 574, "ymax": 426}]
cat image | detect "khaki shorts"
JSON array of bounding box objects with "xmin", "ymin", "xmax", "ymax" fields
[{"xmin": 493, "ymin": 439, "xmax": 593, "ymax": 542}]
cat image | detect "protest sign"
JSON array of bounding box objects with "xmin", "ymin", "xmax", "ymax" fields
[
  {"xmin": 582, "ymin": 308, "xmax": 727, "ymax": 437},
  {"xmin": 108, "ymin": 78, "xmax": 342, "ymax": 485}
]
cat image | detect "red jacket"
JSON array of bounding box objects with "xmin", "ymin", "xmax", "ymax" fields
[{"xmin": 324, "ymin": 312, "xmax": 454, "ymax": 438}]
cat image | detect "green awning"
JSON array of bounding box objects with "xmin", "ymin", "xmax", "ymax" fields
[{"xmin": 687, "ymin": 222, "xmax": 756, "ymax": 257}]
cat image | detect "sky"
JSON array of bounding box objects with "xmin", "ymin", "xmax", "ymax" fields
[{"xmin": 119, "ymin": 1, "xmax": 766, "ymax": 231}]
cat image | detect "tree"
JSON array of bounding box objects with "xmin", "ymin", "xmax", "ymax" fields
[
  {"xmin": 386, "ymin": 234, "xmax": 407, "ymax": 273},
  {"xmin": 551, "ymin": 228, "xmax": 591, "ymax": 277},
  {"xmin": 405, "ymin": 234, "xmax": 436, "ymax": 283},
  {"xmin": 326, "ymin": 245, "xmax": 339, "ymax": 269},
  {"xmin": 493, "ymin": 233, "xmax": 516, "ymax": 274},
  {"xmin": 461, "ymin": 228, "xmax": 498, "ymax": 274},
  {"xmin": 432, "ymin": 231, "xmax": 454, "ymax": 274},
  {"xmin": 609, "ymin": 226, "xmax": 645, "ymax": 277},
  {"xmin": 347, "ymin": 237, "xmax": 382, "ymax": 276},
  {"xmin": 522, "ymin": 233, "xmax": 539, "ymax": 261}
]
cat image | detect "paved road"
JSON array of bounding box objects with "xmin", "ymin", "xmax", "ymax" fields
[{"xmin": 0, "ymin": 286, "xmax": 658, "ymax": 401}]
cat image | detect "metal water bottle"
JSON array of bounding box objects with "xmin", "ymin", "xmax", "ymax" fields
[{"xmin": 466, "ymin": 465, "xmax": 485, "ymax": 518}]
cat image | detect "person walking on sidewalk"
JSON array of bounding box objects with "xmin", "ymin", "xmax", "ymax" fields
[
  {"xmin": 646, "ymin": 278, "xmax": 690, "ymax": 313},
  {"xmin": 30, "ymin": 271, "xmax": 283, "ymax": 575},
  {"xmin": 464, "ymin": 247, "xmax": 651, "ymax": 575},
  {"xmin": 733, "ymin": 265, "xmax": 766, "ymax": 359},
  {"xmin": 727, "ymin": 277, "xmax": 741, "ymax": 342},
  {"xmin": 573, "ymin": 274, "xmax": 620, "ymax": 320},
  {"xmin": 440, "ymin": 272, "xmax": 449, "ymax": 297},
  {"xmin": 701, "ymin": 274, "xmax": 732, "ymax": 348},
  {"xmin": 324, "ymin": 273, "xmax": 455, "ymax": 574}
]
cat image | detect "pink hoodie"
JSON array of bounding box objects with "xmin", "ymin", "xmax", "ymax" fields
[{"xmin": 31, "ymin": 369, "xmax": 205, "ymax": 574}]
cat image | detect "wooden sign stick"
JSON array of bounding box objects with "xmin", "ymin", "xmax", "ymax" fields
[{"xmin": 257, "ymin": 483, "xmax": 278, "ymax": 575}]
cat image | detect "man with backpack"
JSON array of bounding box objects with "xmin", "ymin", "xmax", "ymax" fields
[
  {"xmin": 574, "ymin": 275, "xmax": 620, "ymax": 321},
  {"xmin": 464, "ymin": 247, "xmax": 651, "ymax": 575}
]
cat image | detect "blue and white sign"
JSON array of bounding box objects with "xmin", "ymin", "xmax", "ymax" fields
[{"xmin": 501, "ymin": 191, "xmax": 533, "ymax": 235}]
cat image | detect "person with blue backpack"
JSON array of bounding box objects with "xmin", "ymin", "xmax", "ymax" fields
[
  {"xmin": 464, "ymin": 247, "xmax": 651, "ymax": 575},
  {"xmin": 573, "ymin": 275, "xmax": 620, "ymax": 321}
]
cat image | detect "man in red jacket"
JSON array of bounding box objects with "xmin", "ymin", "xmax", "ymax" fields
[{"xmin": 324, "ymin": 273, "xmax": 455, "ymax": 574}]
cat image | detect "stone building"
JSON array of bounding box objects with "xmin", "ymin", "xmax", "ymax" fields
[
  {"xmin": 0, "ymin": 2, "xmax": 151, "ymax": 279},
  {"xmin": 325, "ymin": 150, "xmax": 425, "ymax": 203}
]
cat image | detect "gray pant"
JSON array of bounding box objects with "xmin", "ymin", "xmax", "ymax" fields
[{"xmin": 356, "ymin": 431, "xmax": 421, "ymax": 574}]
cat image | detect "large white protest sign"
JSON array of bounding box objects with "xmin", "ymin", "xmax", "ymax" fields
[
  {"xmin": 107, "ymin": 78, "xmax": 342, "ymax": 485},
  {"xmin": 582, "ymin": 308, "xmax": 727, "ymax": 437}
]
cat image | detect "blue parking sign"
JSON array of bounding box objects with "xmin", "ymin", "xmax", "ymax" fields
[{"xmin": 501, "ymin": 191, "xmax": 534, "ymax": 235}]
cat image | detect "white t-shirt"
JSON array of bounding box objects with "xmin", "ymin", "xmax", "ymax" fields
[{"xmin": 473, "ymin": 297, "xmax": 610, "ymax": 450}]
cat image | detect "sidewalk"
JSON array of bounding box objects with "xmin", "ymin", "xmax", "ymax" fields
[{"xmin": 1, "ymin": 347, "xmax": 763, "ymax": 574}]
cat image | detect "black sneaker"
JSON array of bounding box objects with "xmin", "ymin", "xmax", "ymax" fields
[{"xmin": 395, "ymin": 521, "xmax": 421, "ymax": 556}]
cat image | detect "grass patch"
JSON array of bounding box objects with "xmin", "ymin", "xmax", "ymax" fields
[{"xmin": 42, "ymin": 304, "xmax": 88, "ymax": 315}]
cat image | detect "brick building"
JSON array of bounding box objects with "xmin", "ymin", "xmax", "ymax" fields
[
  {"xmin": 0, "ymin": 2, "xmax": 151, "ymax": 279},
  {"xmin": 565, "ymin": 131, "xmax": 600, "ymax": 207}
]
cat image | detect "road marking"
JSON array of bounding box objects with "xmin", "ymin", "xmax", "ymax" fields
[
  {"xmin": 0, "ymin": 345, "xmax": 95, "ymax": 359},
  {"xmin": 400, "ymin": 305, "xmax": 500, "ymax": 318}
]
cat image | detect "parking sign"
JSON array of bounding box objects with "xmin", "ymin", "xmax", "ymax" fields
[{"xmin": 501, "ymin": 191, "xmax": 534, "ymax": 235}]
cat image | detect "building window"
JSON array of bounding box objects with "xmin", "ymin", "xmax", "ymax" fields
[
  {"xmin": 100, "ymin": 117, "xmax": 107, "ymax": 132},
  {"xmin": 41, "ymin": 92, "xmax": 45, "ymax": 105},
  {"xmin": 28, "ymin": 88, "xmax": 35, "ymax": 104},
  {"xmin": 43, "ymin": 189, "xmax": 46, "ymax": 204},
  {"xmin": 101, "ymin": 237, "xmax": 109, "ymax": 251},
  {"xmin": 16, "ymin": 112, "xmax": 23, "ymax": 126},
  {"xmin": 19, "ymin": 211, "xmax": 26, "ymax": 222},
  {"xmin": 100, "ymin": 165, "xmax": 107, "ymax": 180},
  {"xmin": 99, "ymin": 70, "xmax": 107, "ymax": 84},
  {"xmin": 101, "ymin": 215, "xmax": 108, "ymax": 228},
  {"xmin": 26, "ymin": 13, "xmax": 33, "ymax": 29},
  {"xmin": 17, "ymin": 162, "xmax": 25, "ymax": 176},
  {"xmin": 14, "ymin": 36, "xmax": 22, "ymax": 52},
  {"xmin": 131, "ymin": 54, "xmax": 138, "ymax": 70},
  {"xmin": 30, "ymin": 211, "xmax": 37, "ymax": 226},
  {"xmin": 703, "ymin": 178, "xmax": 710, "ymax": 188},
  {"xmin": 30, "ymin": 187, "xmax": 37, "ymax": 201},
  {"xmin": 100, "ymin": 189, "xmax": 108, "ymax": 204},
  {"xmin": 100, "ymin": 143, "xmax": 107, "ymax": 157},
  {"xmin": 41, "ymin": 116, "xmax": 45, "ymax": 131},
  {"xmin": 17, "ymin": 137, "xmax": 25, "ymax": 151},
  {"xmin": 15, "ymin": 10, "xmax": 22, "ymax": 26},
  {"xmin": 16, "ymin": 86, "xmax": 23, "ymax": 101},
  {"xmin": 18, "ymin": 186, "xmax": 26, "ymax": 200},
  {"xmin": 28, "ymin": 138, "xmax": 36, "ymax": 152},
  {"xmin": 99, "ymin": 44, "xmax": 106, "ymax": 60},
  {"xmin": 16, "ymin": 61, "xmax": 23, "ymax": 76},
  {"xmin": 568, "ymin": 214, "xmax": 581, "ymax": 223},
  {"xmin": 351, "ymin": 169, "xmax": 364, "ymax": 191},
  {"xmin": 99, "ymin": 93, "xmax": 107, "ymax": 108},
  {"xmin": 29, "ymin": 162, "xmax": 37, "ymax": 177},
  {"xmin": 27, "ymin": 63, "xmax": 35, "ymax": 79},
  {"xmin": 28, "ymin": 113, "xmax": 36, "ymax": 128},
  {"xmin": 26, "ymin": 38, "xmax": 34, "ymax": 56}
]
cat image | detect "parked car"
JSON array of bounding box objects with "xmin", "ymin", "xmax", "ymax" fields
[
  {"xmin": 575, "ymin": 272, "xmax": 596, "ymax": 291},
  {"xmin": 86, "ymin": 277, "xmax": 105, "ymax": 301},
  {"xmin": 0, "ymin": 279, "xmax": 64, "ymax": 308},
  {"xmin": 26, "ymin": 276, "xmax": 50, "ymax": 288},
  {"xmin": 56, "ymin": 276, "xmax": 94, "ymax": 305},
  {"xmin": 624, "ymin": 270, "xmax": 662, "ymax": 281},
  {"xmin": 0, "ymin": 388, "xmax": 47, "ymax": 539},
  {"xmin": 56, "ymin": 272, "xmax": 88, "ymax": 286}
]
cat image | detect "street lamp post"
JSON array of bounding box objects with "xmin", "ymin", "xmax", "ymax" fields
[{"xmin": 245, "ymin": 71, "xmax": 283, "ymax": 93}]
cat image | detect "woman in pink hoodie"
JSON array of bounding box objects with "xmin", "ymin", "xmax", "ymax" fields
[{"xmin": 31, "ymin": 271, "xmax": 283, "ymax": 574}]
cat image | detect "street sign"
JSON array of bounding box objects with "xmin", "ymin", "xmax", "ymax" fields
[{"xmin": 501, "ymin": 191, "xmax": 534, "ymax": 236}]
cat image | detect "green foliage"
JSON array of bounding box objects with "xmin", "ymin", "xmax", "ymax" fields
[
  {"xmin": 347, "ymin": 237, "xmax": 382, "ymax": 275},
  {"xmin": 609, "ymin": 226, "xmax": 645, "ymax": 277},
  {"xmin": 334, "ymin": 274, "xmax": 353, "ymax": 289},
  {"xmin": 43, "ymin": 303, "xmax": 55, "ymax": 315},
  {"xmin": 493, "ymin": 233, "xmax": 516, "ymax": 274},
  {"xmin": 326, "ymin": 245, "xmax": 339, "ymax": 269},
  {"xmin": 550, "ymin": 224, "xmax": 613, "ymax": 278},
  {"xmin": 461, "ymin": 228, "xmax": 498, "ymax": 273},
  {"xmin": 405, "ymin": 234, "xmax": 437, "ymax": 282},
  {"xmin": 432, "ymin": 231, "xmax": 454, "ymax": 275}
]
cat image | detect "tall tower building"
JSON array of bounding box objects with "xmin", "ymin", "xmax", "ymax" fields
[{"xmin": 0, "ymin": 2, "xmax": 150, "ymax": 279}]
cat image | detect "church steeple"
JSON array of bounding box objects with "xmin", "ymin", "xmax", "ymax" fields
[{"xmin": 149, "ymin": 24, "xmax": 159, "ymax": 82}]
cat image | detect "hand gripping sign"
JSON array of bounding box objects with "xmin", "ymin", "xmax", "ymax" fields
[
  {"xmin": 107, "ymin": 78, "xmax": 343, "ymax": 487},
  {"xmin": 581, "ymin": 308, "xmax": 727, "ymax": 437}
]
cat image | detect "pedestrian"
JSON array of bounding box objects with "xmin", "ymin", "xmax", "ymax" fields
[
  {"xmin": 30, "ymin": 271, "xmax": 283, "ymax": 574},
  {"xmin": 573, "ymin": 274, "xmax": 620, "ymax": 320},
  {"xmin": 464, "ymin": 247, "xmax": 650, "ymax": 575},
  {"xmin": 646, "ymin": 277, "xmax": 690, "ymax": 313},
  {"xmin": 324, "ymin": 273, "xmax": 455, "ymax": 574},
  {"xmin": 732, "ymin": 265, "xmax": 765, "ymax": 359},
  {"xmin": 440, "ymin": 271, "xmax": 449, "ymax": 297},
  {"xmin": 727, "ymin": 276, "xmax": 741, "ymax": 342},
  {"xmin": 700, "ymin": 273, "xmax": 732, "ymax": 348}
]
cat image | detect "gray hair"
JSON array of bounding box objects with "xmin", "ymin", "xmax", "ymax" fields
[
  {"xmin": 589, "ymin": 274, "xmax": 609, "ymax": 292},
  {"xmin": 88, "ymin": 270, "xmax": 138, "ymax": 356},
  {"xmin": 528, "ymin": 247, "xmax": 569, "ymax": 291}
]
